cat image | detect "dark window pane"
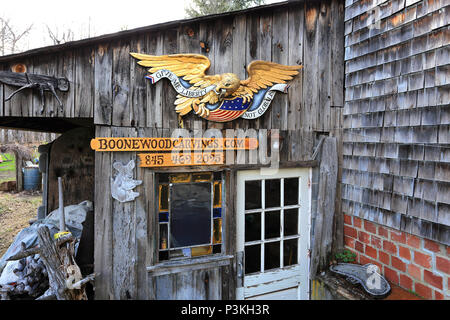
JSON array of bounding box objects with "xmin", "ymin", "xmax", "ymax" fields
[
  {"xmin": 265, "ymin": 211, "xmax": 280, "ymax": 239},
  {"xmin": 159, "ymin": 251, "xmax": 169, "ymax": 261},
  {"xmin": 265, "ymin": 179, "xmax": 280, "ymax": 208},
  {"xmin": 213, "ymin": 244, "xmax": 222, "ymax": 254},
  {"xmin": 159, "ymin": 173, "xmax": 169, "ymax": 183},
  {"xmin": 245, "ymin": 212, "xmax": 261, "ymax": 242},
  {"xmin": 264, "ymin": 241, "xmax": 280, "ymax": 270},
  {"xmin": 159, "ymin": 184, "xmax": 169, "ymax": 211},
  {"xmin": 245, "ymin": 180, "xmax": 261, "ymax": 210},
  {"xmin": 159, "ymin": 224, "xmax": 168, "ymax": 250},
  {"xmin": 245, "ymin": 244, "xmax": 261, "ymax": 274},
  {"xmin": 159, "ymin": 211, "xmax": 168, "ymax": 223},
  {"xmin": 170, "ymin": 183, "xmax": 211, "ymax": 248},
  {"xmin": 284, "ymin": 239, "xmax": 298, "ymax": 267},
  {"xmin": 213, "ymin": 207, "xmax": 222, "ymax": 218},
  {"xmin": 213, "ymin": 171, "xmax": 222, "ymax": 181},
  {"xmin": 284, "ymin": 209, "xmax": 299, "ymax": 236},
  {"xmin": 284, "ymin": 178, "xmax": 299, "ymax": 205}
]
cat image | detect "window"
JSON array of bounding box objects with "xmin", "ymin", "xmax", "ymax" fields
[
  {"xmin": 157, "ymin": 171, "xmax": 223, "ymax": 261},
  {"xmin": 243, "ymin": 177, "xmax": 301, "ymax": 275}
]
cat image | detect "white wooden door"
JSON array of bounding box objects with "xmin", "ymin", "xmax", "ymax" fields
[{"xmin": 236, "ymin": 168, "xmax": 311, "ymax": 300}]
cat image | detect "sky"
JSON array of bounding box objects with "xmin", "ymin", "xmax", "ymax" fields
[{"xmin": 0, "ymin": 0, "xmax": 282, "ymax": 53}]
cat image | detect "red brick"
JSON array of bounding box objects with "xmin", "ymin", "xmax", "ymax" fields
[
  {"xmin": 406, "ymin": 234, "xmax": 421, "ymax": 249},
  {"xmin": 344, "ymin": 214, "xmax": 352, "ymax": 226},
  {"xmin": 436, "ymin": 256, "xmax": 449, "ymax": 274},
  {"xmin": 399, "ymin": 274, "xmax": 413, "ymax": 291},
  {"xmin": 399, "ymin": 246, "xmax": 411, "ymax": 260},
  {"xmin": 353, "ymin": 216, "xmax": 362, "ymax": 228},
  {"xmin": 390, "ymin": 230, "xmax": 406, "ymax": 244},
  {"xmin": 447, "ymin": 246, "xmax": 450, "ymax": 256},
  {"xmin": 423, "ymin": 270, "xmax": 443, "ymax": 290},
  {"xmin": 423, "ymin": 239, "xmax": 440, "ymax": 253},
  {"xmin": 344, "ymin": 225, "xmax": 358, "ymax": 238},
  {"xmin": 371, "ymin": 235, "xmax": 382, "ymax": 249},
  {"xmin": 358, "ymin": 231, "xmax": 371, "ymax": 244},
  {"xmin": 391, "ymin": 256, "xmax": 406, "ymax": 272},
  {"xmin": 414, "ymin": 251, "xmax": 432, "ymax": 269},
  {"xmin": 378, "ymin": 226, "xmax": 389, "ymax": 238},
  {"xmin": 383, "ymin": 240, "xmax": 397, "ymax": 254},
  {"xmin": 415, "ymin": 282, "xmax": 432, "ymax": 300},
  {"xmin": 365, "ymin": 245, "xmax": 377, "ymax": 259},
  {"xmin": 408, "ymin": 264, "xmax": 422, "ymax": 281},
  {"xmin": 364, "ymin": 221, "xmax": 377, "ymax": 234},
  {"xmin": 355, "ymin": 241, "xmax": 364, "ymax": 253},
  {"xmin": 344, "ymin": 236, "xmax": 355, "ymax": 249},
  {"xmin": 434, "ymin": 290, "xmax": 444, "ymax": 300},
  {"xmin": 384, "ymin": 266, "xmax": 399, "ymax": 284},
  {"xmin": 379, "ymin": 251, "xmax": 390, "ymax": 265}
]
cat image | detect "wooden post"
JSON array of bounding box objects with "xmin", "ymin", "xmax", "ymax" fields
[
  {"xmin": 14, "ymin": 151, "xmax": 23, "ymax": 192},
  {"xmin": 58, "ymin": 177, "xmax": 66, "ymax": 231},
  {"xmin": 310, "ymin": 137, "xmax": 338, "ymax": 278}
]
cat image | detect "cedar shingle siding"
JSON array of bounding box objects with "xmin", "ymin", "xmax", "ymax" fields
[{"xmin": 343, "ymin": 0, "xmax": 450, "ymax": 245}]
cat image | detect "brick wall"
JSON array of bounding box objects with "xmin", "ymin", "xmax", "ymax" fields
[{"xmin": 344, "ymin": 213, "xmax": 449, "ymax": 300}]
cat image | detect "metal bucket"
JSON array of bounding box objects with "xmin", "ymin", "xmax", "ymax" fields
[{"xmin": 23, "ymin": 166, "xmax": 42, "ymax": 191}]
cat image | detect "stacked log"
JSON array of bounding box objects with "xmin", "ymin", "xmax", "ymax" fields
[{"xmin": 9, "ymin": 254, "xmax": 49, "ymax": 298}]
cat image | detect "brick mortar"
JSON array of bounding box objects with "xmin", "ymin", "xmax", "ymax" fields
[{"xmin": 343, "ymin": 214, "xmax": 449, "ymax": 300}]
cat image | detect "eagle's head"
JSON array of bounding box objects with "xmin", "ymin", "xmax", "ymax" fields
[{"xmin": 214, "ymin": 73, "xmax": 241, "ymax": 99}]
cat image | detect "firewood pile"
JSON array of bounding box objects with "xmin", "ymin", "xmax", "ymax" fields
[{"xmin": 5, "ymin": 252, "xmax": 49, "ymax": 298}]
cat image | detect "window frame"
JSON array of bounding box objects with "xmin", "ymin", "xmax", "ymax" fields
[{"xmin": 156, "ymin": 171, "xmax": 225, "ymax": 262}]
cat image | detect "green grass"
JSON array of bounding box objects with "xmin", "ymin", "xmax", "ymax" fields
[{"xmin": 0, "ymin": 153, "xmax": 16, "ymax": 172}]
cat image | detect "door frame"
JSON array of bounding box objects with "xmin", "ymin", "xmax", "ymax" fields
[{"xmin": 235, "ymin": 167, "xmax": 312, "ymax": 300}]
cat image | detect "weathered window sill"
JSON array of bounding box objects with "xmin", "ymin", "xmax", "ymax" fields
[{"xmin": 147, "ymin": 254, "xmax": 234, "ymax": 277}]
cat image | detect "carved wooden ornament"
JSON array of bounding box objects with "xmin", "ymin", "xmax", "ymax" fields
[{"xmin": 130, "ymin": 53, "xmax": 302, "ymax": 122}]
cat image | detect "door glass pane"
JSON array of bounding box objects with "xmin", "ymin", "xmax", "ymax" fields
[
  {"xmin": 213, "ymin": 218, "xmax": 222, "ymax": 244},
  {"xmin": 170, "ymin": 182, "xmax": 211, "ymax": 248},
  {"xmin": 284, "ymin": 178, "xmax": 299, "ymax": 205},
  {"xmin": 245, "ymin": 212, "xmax": 261, "ymax": 242},
  {"xmin": 159, "ymin": 224, "xmax": 168, "ymax": 250},
  {"xmin": 284, "ymin": 208, "xmax": 299, "ymax": 236},
  {"xmin": 284, "ymin": 239, "xmax": 298, "ymax": 266},
  {"xmin": 265, "ymin": 211, "xmax": 280, "ymax": 239},
  {"xmin": 265, "ymin": 179, "xmax": 280, "ymax": 208},
  {"xmin": 245, "ymin": 180, "xmax": 261, "ymax": 210},
  {"xmin": 264, "ymin": 241, "xmax": 280, "ymax": 270},
  {"xmin": 245, "ymin": 244, "xmax": 261, "ymax": 274}
]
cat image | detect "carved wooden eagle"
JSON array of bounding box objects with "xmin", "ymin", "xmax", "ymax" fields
[{"xmin": 130, "ymin": 53, "xmax": 302, "ymax": 122}]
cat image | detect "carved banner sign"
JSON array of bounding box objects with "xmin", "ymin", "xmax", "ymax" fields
[
  {"xmin": 90, "ymin": 137, "xmax": 258, "ymax": 151},
  {"xmin": 138, "ymin": 152, "xmax": 224, "ymax": 167},
  {"xmin": 130, "ymin": 53, "xmax": 302, "ymax": 122}
]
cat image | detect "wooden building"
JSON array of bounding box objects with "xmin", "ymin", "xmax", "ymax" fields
[{"xmin": 0, "ymin": 0, "xmax": 447, "ymax": 300}]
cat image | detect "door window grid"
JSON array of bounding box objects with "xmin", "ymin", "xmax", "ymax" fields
[{"xmin": 244, "ymin": 177, "xmax": 301, "ymax": 274}]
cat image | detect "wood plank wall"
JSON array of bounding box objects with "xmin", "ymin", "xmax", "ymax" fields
[
  {"xmin": 90, "ymin": 1, "xmax": 344, "ymax": 299},
  {"xmin": 343, "ymin": 0, "xmax": 450, "ymax": 245}
]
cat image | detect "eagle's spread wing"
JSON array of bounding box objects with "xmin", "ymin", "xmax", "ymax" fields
[
  {"xmin": 233, "ymin": 60, "xmax": 302, "ymax": 99},
  {"xmin": 130, "ymin": 53, "xmax": 221, "ymax": 115}
]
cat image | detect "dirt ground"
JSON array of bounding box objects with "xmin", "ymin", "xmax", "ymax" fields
[{"xmin": 0, "ymin": 191, "xmax": 41, "ymax": 257}]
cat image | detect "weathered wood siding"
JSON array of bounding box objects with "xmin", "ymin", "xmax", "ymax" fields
[
  {"xmin": 343, "ymin": 0, "xmax": 450, "ymax": 245},
  {"xmin": 0, "ymin": 0, "xmax": 345, "ymax": 299},
  {"xmin": 90, "ymin": 1, "xmax": 344, "ymax": 299}
]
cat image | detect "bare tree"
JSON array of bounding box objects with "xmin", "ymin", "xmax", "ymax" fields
[
  {"xmin": 46, "ymin": 25, "xmax": 75, "ymax": 45},
  {"xmin": 0, "ymin": 17, "xmax": 33, "ymax": 55}
]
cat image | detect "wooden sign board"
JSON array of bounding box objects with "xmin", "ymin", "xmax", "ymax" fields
[
  {"xmin": 138, "ymin": 152, "xmax": 224, "ymax": 167},
  {"xmin": 91, "ymin": 137, "xmax": 258, "ymax": 151}
]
